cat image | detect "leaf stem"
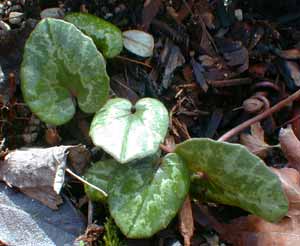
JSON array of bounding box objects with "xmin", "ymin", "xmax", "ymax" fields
[
  {"xmin": 66, "ymin": 168, "xmax": 108, "ymax": 197},
  {"xmin": 218, "ymin": 89, "xmax": 300, "ymax": 142}
]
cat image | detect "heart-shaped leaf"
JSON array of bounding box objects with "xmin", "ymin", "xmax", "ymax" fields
[
  {"xmin": 21, "ymin": 18, "xmax": 109, "ymax": 125},
  {"xmin": 90, "ymin": 98, "xmax": 169, "ymax": 163},
  {"xmin": 175, "ymin": 138, "xmax": 288, "ymax": 222},
  {"xmin": 108, "ymin": 153, "xmax": 190, "ymax": 238},
  {"xmin": 123, "ymin": 30, "xmax": 154, "ymax": 57},
  {"xmin": 84, "ymin": 159, "xmax": 119, "ymax": 202},
  {"xmin": 65, "ymin": 13, "xmax": 123, "ymax": 58}
]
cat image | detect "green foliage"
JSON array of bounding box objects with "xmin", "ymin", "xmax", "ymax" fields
[
  {"xmin": 175, "ymin": 138, "xmax": 288, "ymax": 222},
  {"xmin": 108, "ymin": 153, "xmax": 190, "ymax": 238},
  {"xmin": 100, "ymin": 217, "xmax": 124, "ymax": 246},
  {"xmin": 84, "ymin": 160, "xmax": 119, "ymax": 202},
  {"xmin": 21, "ymin": 18, "xmax": 109, "ymax": 125},
  {"xmin": 90, "ymin": 98, "xmax": 169, "ymax": 163},
  {"xmin": 21, "ymin": 14, "xmax": 289, "ymax": 240},
  {"xmin": 65, "ymin": 13, "xmax": 123, "ymax": 58}
]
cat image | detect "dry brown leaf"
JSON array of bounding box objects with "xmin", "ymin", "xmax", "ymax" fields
[
  {"xmin": 0, "ymin": 145, "xmax": 89, "ymax": 209},
  {"xmin": 279, "ymin": 127, "xmax": 300, "ymax": 172},
  {"xmin": 271, "ymin": 167, "xmax": 300, "ymax": 216},
  {"xmin": 240, "ymin": 122, "xmax": 272, "ymax": 158},
  {"xmin": 222, "ymin": 215, "xmax": 300, "ymax": 246},
  {"xmin": 179, "ymin": 195, "xmax": 194, "ymax": 246},
  {"xmin": 220, "ymin": 167, "xmax": 300, "ymax": 245},
  {"xmin": 142, "ymin": 0, "xmax": 162, "ymax": 31}
]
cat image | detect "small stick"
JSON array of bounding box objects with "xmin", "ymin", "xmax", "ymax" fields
[
  {"xmin": 88, "ymin": 200, "xmax": 94, "ymax": 225},
  {"xmin": 218, "ymin": 89, "xmax": 300, "ymax": 142},
  {"xmin": 66, "ymin": 168, "xmax": 108, "ymax": 197},
  {"xmin": 208, "ymin": 78, "xmax": 252, "ymax": 87},
  {"xmin": 116, "ymin": 55, "xmax": 152, "ymax": 68}
]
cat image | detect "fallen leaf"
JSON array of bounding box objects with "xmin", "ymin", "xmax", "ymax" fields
[
  {"xmin": 110, "ymin": 74, "xmax": 139, "ymax": 104},
  {"xmin": 75, "ymin": 224, "xmax": 104, "ymax": 245},
  {"xmin": 0, "ymin": 145, "xmax": 85, "ymax": 209},
  {"xmin": 142, "ymin": 0, "xmax": 162, "ymax": 31},
  {"xmin": 240, "ymin": 122, "xmax": 272, "ymax": 158},
  {"xmin": 271, "ymin": 167, "xmax": 300, "ymax": 216},
  {"xmin": 67, "ymin": 145, "xmax": 91, "ymax": 174},
  {"xmin": 0, "ymin": 183, "xmax": 85, "ymax": 245},
  {"xmin": 221, "ymin": 215, "xmax": 300, "ymax": 246},
  {"xmin": 160, "ymin": 40, "xmax": 185, "ymax": 89},
  {"xmin": 279, "ymin": 127, "xmax": 300, "ymax": 172},
  {"xmin": 220, "ymin": 167, "xmax": 300, "ymax": 245},
  {"xmin": 191, "ymin": 57, "xmax": 208, "ymax": 92},
  {"xmin": 216, "ymin": 38, "xmax": 249, "ymax": 73},
  {"xmin": 179, "ymin": 195, "xmax": 194, "ymax": 246}
]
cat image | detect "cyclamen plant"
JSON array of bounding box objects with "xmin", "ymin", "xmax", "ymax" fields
[{"xmin": 21, "ymin": 14, "xmax": 288, "ymax": 238}]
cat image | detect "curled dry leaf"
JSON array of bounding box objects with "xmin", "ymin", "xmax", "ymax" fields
[
  {"xmin": 222, "ymin": 215, "xmax": 300, "ymax": 246},
  {"xmin": 243, "ymin": 98, "xmax": 265, "ymax": 114},
  {"xmin": 279, "ymin": 127, "xmax": 300, "ymax": 172},
  {"xmin": 0, "ymin": 145, "xmax": 88, "ymax": 209},
  {"xmin": 240, "ymin": 122, "xmax": 272, "ymax": 158},
  {"xmin": 179, "ymin": 195, "xmax": 194, "ymax": 246},
  {"xmin": 160, "ymin": 40, "xmax": 185, "ymax": 89},
  {"xmin": 142, "ymin": 0, "xmax": 162, "ymax": 30},
  {"xmin": 270, "ymin": 167, "xmax": 300, "ymax": 216},
  {"xmin": 220, "ymin": 167, "xmax": 300, "ymax": 245}
]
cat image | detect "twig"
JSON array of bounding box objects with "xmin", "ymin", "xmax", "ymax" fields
[
  {"xmin": 208, "ymin": 78, "xmax": 252, "ymax": 87},
  {"xmin": 66, "ymin": 168, "xmax": 108, "ymax": 197},
  {"xmin": 116, "ymin": 55, "xmax": 152, "ymax": 68},
  {"xmin": 88, "ymin": 200, "xmax": 94, "ymax": 225},
  {"xmin": 218, "ymin": 89, "xmax": 300, "ymax": 142}
]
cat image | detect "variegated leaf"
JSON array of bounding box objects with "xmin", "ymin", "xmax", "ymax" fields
[
  {"xmin": 21, "ymin": 18, "xmax": 109, "ymax": 125},
  {"xmin": 90, "ymin": 98, "xmax": 169, "ymax": 163},
  {"xmin": 108, "ymin": 153, "xmax": 190, "ymax": 238},
  {"xmin": 176, "ymin": 138, "xmax": 288, "ymax": 222}
]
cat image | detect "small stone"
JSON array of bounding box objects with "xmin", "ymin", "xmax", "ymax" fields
[
  {"xmin": 8, "ymin": 11, "xmax": 23, "ymax": 25},
  {"xmin": 0, "ymin": 20, "xmax": 11, "ymax": 31},
  {"xmin": 235, "ymin": 9, "xmax": 243, "ymax": 21}
]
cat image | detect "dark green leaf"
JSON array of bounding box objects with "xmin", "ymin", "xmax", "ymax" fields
[
  {"xmin": 175, "ymin": 138, "xmax": 288, "ymax": 222},
  {"xmin": 21, "ymin": 18, "xmax": 109, "ymax": 125},
  {"xmin": 65, "ymin": 13, "xmax": 123, "ymax": 58},
  {"xmin": 84, "ymin": 160, "xmax": 119, "ymax": 202},
  {"xmin": 90, "ymin": 98, "xmax": 169, "ymax": 163},
  {"xmin": 108, "ymin": 153, "xmax": 190, "ymax": 238}
]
